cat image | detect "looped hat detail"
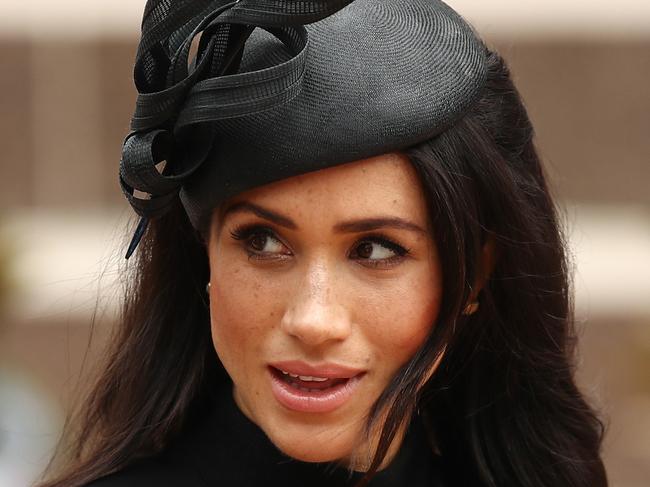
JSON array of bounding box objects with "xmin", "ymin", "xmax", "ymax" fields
[
  {"xmin": 121, "ymin": 0, "xmax": 488, "ymax": 258},
  {"xmin": 121, "ymin": 0, "xmax": 355, "ymax": 257}
]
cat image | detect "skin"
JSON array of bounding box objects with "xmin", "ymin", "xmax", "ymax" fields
[{"xmin": 206, "ymin": 152, "xmax": 443, "ymax": 470}]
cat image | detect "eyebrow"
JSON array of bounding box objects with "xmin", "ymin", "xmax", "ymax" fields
[{"xmin": 221, "ymin": 201, "xmax": 426, "ymax": 234}]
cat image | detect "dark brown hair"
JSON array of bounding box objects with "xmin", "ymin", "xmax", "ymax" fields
[{"xmin": 39, "ymin": 47, "xmax": 607, "ymax": 487}]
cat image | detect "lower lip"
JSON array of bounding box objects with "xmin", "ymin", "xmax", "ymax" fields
[{"xmin": 268, "ymin": 367, "xmax": 364, "ymax": 414}]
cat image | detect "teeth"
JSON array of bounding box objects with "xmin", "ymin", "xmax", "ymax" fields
[
  {"xmin": 298, "ymin": 375, "xmax": 328, "ymax": 382},
  {"xmin": 278, "ymin": 369, "xmax": 328, "ymax": 382},
  {"xmin": 280, "ymin": 370, "xmax": 299, "ymax": 378}
]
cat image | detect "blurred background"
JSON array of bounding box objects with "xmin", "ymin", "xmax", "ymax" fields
[{"xmin": 0, "ymin": 1, "xmax": 648, "ymax": 485}]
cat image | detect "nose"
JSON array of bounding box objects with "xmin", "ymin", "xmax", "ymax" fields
[{"xmin": 280, "ymin": 260, "xmax": 352, "ymax": 346}]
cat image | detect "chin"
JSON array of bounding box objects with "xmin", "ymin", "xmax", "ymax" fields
[
  {"xmin": 264, "ymin": 419, "xmax": 361, "ymax": 464},
  {"xmin": 272, "ymin": 438, "xmax": 352, "ymax": 464}
]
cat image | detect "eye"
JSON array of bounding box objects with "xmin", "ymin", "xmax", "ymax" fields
[
  {"xmin": 229, "ymin": 224, "xmax": 291, "ymax": 259},
  {"xmin": 349, "ymin": 236, "xmax": 410, "ymax": 268}
]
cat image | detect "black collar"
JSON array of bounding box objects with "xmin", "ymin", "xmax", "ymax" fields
[{"xmin": 168, "ymin": 381, "xmax": 445, "ymax": 486}]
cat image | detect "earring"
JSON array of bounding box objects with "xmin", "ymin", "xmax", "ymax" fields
[
  {"xmin": 462, "ymin": 301, "xmax": 479, "ymax": 316},
  {"xmin": 206, "ymin": 282, "xmax": 211, "ymax": 294}
]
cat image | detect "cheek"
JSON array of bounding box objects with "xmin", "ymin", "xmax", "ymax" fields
[
  {"xmin": 361, "ymin": 269, "xmax": 442, "ymax": 366},
  {"xmin": 208, "ymin": 262, "xmax": 284, "ymax": 372}
]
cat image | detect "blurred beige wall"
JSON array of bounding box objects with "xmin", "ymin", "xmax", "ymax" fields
[{"xmin": 0, "ymin": 2, "xmax": 648, "ymax": 486}]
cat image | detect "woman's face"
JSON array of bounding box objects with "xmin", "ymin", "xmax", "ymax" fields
[{"xmin": 207, "ymin": 153, "xmax": 442, "ymax": 466}]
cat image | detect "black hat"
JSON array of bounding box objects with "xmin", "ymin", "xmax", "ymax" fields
[{"xmin": 120, "ymin": 0, "xmax": 487, "ymax": 258}]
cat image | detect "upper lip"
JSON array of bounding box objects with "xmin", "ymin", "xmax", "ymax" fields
[{"xmin": 269, "ymin": 360, "xmax": 365, "ymax": 379}]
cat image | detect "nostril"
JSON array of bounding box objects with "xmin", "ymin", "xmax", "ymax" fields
[
  {"xmin": 279, "ymin": 279, "xmax": 352, "ymax": 345},
  {"xmin": 280, "ymin": 302, "xmax": 351, "ymax": 345}
]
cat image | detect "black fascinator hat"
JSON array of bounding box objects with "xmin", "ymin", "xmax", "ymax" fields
[{"xmin": 120, "ymin": 0, "xmax": 487, "ymax": 258}]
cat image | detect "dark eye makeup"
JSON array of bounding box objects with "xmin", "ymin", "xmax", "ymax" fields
[
  {"xmin": 229, "ymin": 223, "xmax": 411, "ymax": 268},
  {"xmin": 229, "ymin": 224, "xmax": 289, "ymax": 259}
]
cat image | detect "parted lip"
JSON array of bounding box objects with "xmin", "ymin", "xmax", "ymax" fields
[{"xmin": 269, "ymin": 360, "xmax": 365, "ymax": 379}]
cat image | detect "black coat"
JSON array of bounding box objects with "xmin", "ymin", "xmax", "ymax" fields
[{"xmin": 85, "ymin": 383, "xmax": 445, "ymax": 487}]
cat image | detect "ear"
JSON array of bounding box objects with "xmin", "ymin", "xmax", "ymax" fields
[{"xmin": 466, "ymin": 235, "xmax": 497, "ymax": 305}]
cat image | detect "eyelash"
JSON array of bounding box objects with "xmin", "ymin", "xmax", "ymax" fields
[{"xmin": 229, "ymin": 223, "xmax": 410, "ymax": 268}]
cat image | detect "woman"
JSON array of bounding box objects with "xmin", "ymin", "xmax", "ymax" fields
[{"xmin": 39, "ymin": 0, "xmax": 607, "ymax": 486}]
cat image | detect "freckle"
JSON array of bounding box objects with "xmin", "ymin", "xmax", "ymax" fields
[{"xmin": 392, "ymin": 199, "xmax": 397, "ymax": 204}]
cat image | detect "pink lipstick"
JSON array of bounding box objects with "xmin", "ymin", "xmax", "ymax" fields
[{"xmin": 268, "ymin": 361, "xmax": 365, "ymax": 413}]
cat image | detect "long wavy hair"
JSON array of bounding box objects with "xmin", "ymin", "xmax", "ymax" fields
[{"xmin": 39, "ymin": 47, "xmax": 607, "ymax": 487}]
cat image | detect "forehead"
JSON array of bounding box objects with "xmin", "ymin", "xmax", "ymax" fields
[{"xmin": 218, "ymin": 153, "xmax": 428, "ymax": 223}]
